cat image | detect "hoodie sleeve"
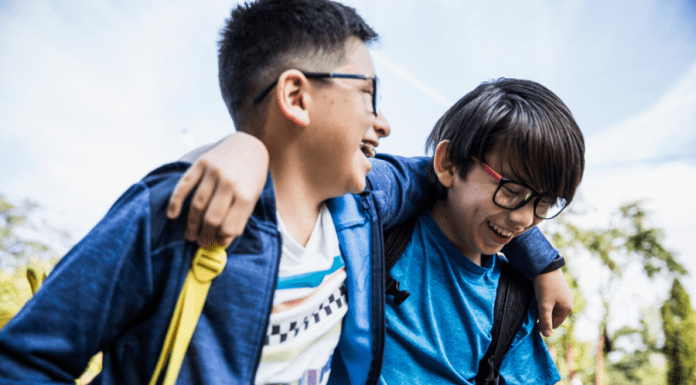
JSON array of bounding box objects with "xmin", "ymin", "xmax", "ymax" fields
[{"xmin": 0, "ymin": 180, "xmax": 166, "ymax": 383}]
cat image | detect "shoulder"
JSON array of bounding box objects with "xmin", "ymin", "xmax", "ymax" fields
[
  {"xmin": 366, "ymin": 154, "xmax": 430, "ymax": 190},
  {"xmin": 140, "ymin": 161, "xmax": 191, "ymax": 206},
  {"xmin": 96, "ymin": 162, "xmax": 191, "ymax": 251}
]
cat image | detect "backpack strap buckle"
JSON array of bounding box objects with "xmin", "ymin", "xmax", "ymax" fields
[
  {"xmin": 386, "ymin": 278, "xmax": 410, "ymax": 306},
  {"xmin": 191, "ymin": 245, "xmax": 227, "ymax": 283}
]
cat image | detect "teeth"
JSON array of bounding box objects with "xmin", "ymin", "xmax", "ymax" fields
[
  {"xmin": 361, "ymin": 142, "xmax": 376, "ymax": 158},
  {"xmin": 490, "ymin": 223, "xmax": 512, "ymax": 237}
]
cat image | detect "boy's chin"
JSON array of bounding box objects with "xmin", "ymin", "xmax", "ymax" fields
[
  {"xmin": 347, "ymin": 177, "xmax": 367, "ymax": 195},
  {"xmin": 347, "ymin": 160, "xmax": 371, "ymax": 194}
]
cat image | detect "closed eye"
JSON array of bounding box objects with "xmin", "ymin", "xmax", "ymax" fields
[
  {"xmin": 502, "ymin": 184, "xmax": 526, "ymax": 195},
  {"xmin": 537, "ymin": 197, "xmax": 554, "ymax": 207}
]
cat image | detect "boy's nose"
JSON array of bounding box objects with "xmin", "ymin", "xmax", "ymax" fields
[{"xmin": 374, "ymin": 111, "xmax": 391, "ymax": 139}]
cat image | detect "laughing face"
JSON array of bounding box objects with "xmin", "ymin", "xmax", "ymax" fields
[
  {"xmin": 301, "ymin": 38, "xmax": 383, "ymax": 197},
  {"xmin": 361, "ymin": 111, "xmax": 391, "ymax": 158},
  {"xmin": 431, "ymin": 143, "xmax": 542, "ymax": 265}
]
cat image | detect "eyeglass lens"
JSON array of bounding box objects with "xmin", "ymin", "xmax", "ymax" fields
[{"xmin": 494, "ymin": 182, "xmax": 566, "ymax": 219}]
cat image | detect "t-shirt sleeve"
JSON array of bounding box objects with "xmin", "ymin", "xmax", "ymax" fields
[
  {"xmin": 366, "ymin": 154, "xmax": 433, "ymax": 230},
  {"xmin": 0, "ymin": 182, "xmax": 164, "ymax": 383},
  {"xmin": 498, "ymin": 297, "xmax": 562, "ymax": 384}
]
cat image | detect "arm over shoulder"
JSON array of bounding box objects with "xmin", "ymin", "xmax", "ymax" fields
[
  {"xmin": 502, "ymin": 227, "xmax": 560, "ymax": 280},
  {"xmin": 366, "ymin": 154, "xmax": 433, "ymax": 230}
]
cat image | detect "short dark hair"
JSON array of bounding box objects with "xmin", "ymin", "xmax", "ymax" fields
[
  {"xmin": 425, "ymin": 78, "xmax": 585, "ymax": 204},
  {"xmin": 218, "ymin": 0, "xmax": 378, "ymax": 135}
]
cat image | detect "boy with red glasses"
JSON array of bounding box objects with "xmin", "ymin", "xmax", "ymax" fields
[{"xmin": 374, "ymin": 78, "xmax": 584, "ymax": 383}]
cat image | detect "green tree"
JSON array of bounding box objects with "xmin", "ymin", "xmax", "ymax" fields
[
  {"xmin": 1, "ymin": 194, "xmax": 71, "ymax": 270},
  {"xmin": 603, "ymin": 310, "xmax": 667, "ymax": 385},
  {"xmin": 662, "ymin": 278, "xmax": 696, "ymax": 385},
  {"xmin": 0, "ymin": 194, "xmax": 68, "ymax": 327},
  {"xmin": 546, "ymin": 201, "xmax": 687, "ymax": 384},
  {"xmin": 0, "ymin": 194, "xmax": 100, "ymax": 383},
  {"xmin": 0, "ymin": 261, "xmax": 50, "ymax": 328}
]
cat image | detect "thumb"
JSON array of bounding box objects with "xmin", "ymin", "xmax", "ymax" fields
[{"xmin": 538, "ymin": 303, "xmax": 554, "ymax": 337}]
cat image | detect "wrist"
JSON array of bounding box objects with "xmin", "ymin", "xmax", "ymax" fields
[{"xmin": 538, "ymin": 254, "xmax": 565, "ymax": 275}]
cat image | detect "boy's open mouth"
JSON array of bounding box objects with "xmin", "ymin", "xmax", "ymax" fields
[
  {"xmin": 361, "ymin": 141, "xmax": 376, "ymax": 158},
  {"xmin": 488, "ymin": 222, "xmax": 512, "ymax": 240}
]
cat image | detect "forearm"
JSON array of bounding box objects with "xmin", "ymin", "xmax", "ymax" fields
[
  {"xmin": 367, "ymin": 154, "xmax": 433, "ymax": 229},
  {"xmin": 502, "ymin": 227, "xmax": 560, "ymax": 280},
  {"xmin": 179, "ymin": 137, "xmax": 228, "ymax": 163}
]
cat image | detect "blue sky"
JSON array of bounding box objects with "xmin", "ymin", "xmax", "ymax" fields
[{"xmin": 1, "ymin": 0, "xmax": 695, "ymax": 338}]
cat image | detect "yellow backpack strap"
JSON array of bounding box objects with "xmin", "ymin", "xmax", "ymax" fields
[
  {"xmin": 149, "ymin": 244, "xmax": 227, "ymax": 385},
  {"xmin": 26, "ymin": 265, "xmax": 46, "ymax": 295}
]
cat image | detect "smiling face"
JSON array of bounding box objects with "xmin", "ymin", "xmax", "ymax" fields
[
  {"xmin": 360, "ymin": 111, "xmax": 391, "ymax": 158},
  {"xmin": 431, "ymin": 141, "xmax": 542, "ymax": 265},
  {"xmin": 301, "ymin": 38, "xmax": 380, "ymax": 197}
]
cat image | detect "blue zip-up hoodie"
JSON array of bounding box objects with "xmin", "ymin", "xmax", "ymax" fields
[{"xmin": 0, "ymin": 154, "xmax": 558, "ymax": 384}]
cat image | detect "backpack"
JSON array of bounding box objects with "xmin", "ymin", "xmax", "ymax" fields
[
  {"xmin": 23, "ymin": 245, "xmax": 227, "ymax": 385},
  {"xmin": 383, "ymin": 216, "xmax": 534, "ymax": 385}
]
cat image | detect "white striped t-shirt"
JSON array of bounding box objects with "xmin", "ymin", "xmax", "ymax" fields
[{"xmin": 254, "ymin": 204, "xmax": 347, "ymax": 385}]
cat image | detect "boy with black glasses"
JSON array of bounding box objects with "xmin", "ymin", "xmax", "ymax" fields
[{"xmin": 0, "ymin": 1, "xmax": 423, "ymax": 383}]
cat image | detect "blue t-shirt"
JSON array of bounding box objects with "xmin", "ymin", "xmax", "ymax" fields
[{"xmin": 381, "ymin": 211, "xmax": 561, "ymax": 385}]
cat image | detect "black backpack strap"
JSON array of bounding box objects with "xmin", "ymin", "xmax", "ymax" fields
[
  {"xmin": 476, "ymin": 260, "xmax": 534, "ymax": 385},
  {"xmin": 383, "ymin": 216, "xmax": 417, "ymax": 306}
]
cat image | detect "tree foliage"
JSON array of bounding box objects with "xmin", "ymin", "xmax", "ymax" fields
[
  {"xmin": 0, "ymin": 194, "xmax": 67, "ymax": 327},
  {"xmin": 661, "ymin": 278, "xmax": 696, "ymax": 385},
  {"xmin": 0, "ymin": 194, "xmax": 70, "ymax": 271},
  {"xmin": 603, "ymin": 311, "xmax": 667, "ymax": 385},
  {"xmin": 546, "ymin": 201, "xmax": 688, "ymax": 384},
  {"xmin": 552, "ymin": 201, "xmax": 685, "ymax": 279},
  {"xmin": 0, "ymin": 194, "xmax": 100, "ymax": 383},
  {"xmin": 0, "ymin": 261, "xmax": 51, "ymax": 328}
]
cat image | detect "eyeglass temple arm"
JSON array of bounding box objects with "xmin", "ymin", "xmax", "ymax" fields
[{"xmin": 483, "ymin": 163, "xmax": 503, "ymax": 181}]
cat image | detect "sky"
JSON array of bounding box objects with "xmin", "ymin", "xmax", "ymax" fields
[{"xmin": 1, "ymin": 0, "xmax": 695, "ymax": 340}]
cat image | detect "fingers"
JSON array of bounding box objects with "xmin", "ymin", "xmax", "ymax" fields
[
  {"xmin": 552, "ymin": 302, "xmax": 572, "ymax": 329},
  {"xmin": 538, "ymin": 301, "xmax": 554, "ymax": 338},
  {"xmin": 538, "ymin": 302, "xmax": 572, "ymax": 338},
  {"xmin": 184, "ymin": 165, "xmax": 219, "ymax": 243},
  {"xmin": 532, "ymin": 267, "xmax": 574, "ymax": 337},
  {"xmin": 167, "ymin": 162, "xmax": 206, "ymax": 219},
  {"xmin": 177, "ymin": 165, "xmax": 256, "ymax": 248},
  {"xmin": 167, "ymin": 158, "xmax": 262, "ymax": 248},
  {"xmin": 216, "ymin": 193, "xmax": 256, "ymax": 247},
  {"xmin": 196, "ymin": 174, "xmax": 236, "ymax": 248}
]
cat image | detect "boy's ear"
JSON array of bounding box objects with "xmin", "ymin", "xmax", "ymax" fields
[
  {"xmin": 433, "ymin": 140, "xmax": 455, "ymax": 188},
  {"xmin": 276, "ymin": 70, "xmax": 310, "ymax": 127}
]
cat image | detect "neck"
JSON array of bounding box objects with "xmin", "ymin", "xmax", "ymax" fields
[
  {"xmin": 269, "ymin": 153, "xmax": 326, "ymax": 247},
  {"xmin": 260, "ymin": 110, "xmax": 335, "ymax": 247},
  {"xmin": 430, "ymin": 201, "xmax": 483, "ymax": 266}
]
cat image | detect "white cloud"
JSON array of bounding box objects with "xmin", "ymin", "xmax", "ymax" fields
[
  {"xmin": 586, "ymin": 60, "xmax": 696, "ymax": 166},
  {"xmin": 571, "ymin": 61, "xmax": 696, "ymax": 327}
]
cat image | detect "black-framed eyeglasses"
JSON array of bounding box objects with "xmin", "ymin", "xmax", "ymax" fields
[
  {"xmin": 482, "ymin": 161, "xmax": 567, "ymax": 220},
  {"xmin": 252, "ymin": 71, "xmax": 379, "ymax": 116}
]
